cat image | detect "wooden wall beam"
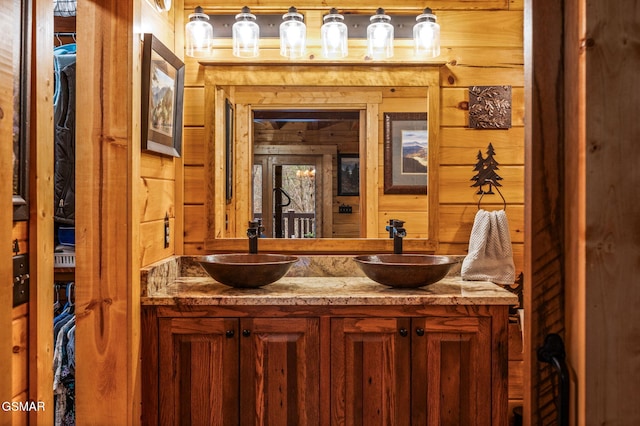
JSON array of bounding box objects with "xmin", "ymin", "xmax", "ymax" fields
[
  {"xmin": 580, "ymin": 0, "xmax": 640, "ymax": 423},
  {"xmin": 75, "ymin": 0, "xmax": 141, "ymax": 424},
  {"xmin": 524, "ymin": 0, "xmax": 566, "ymax": 424},
  {"xmin": 29, "ymin": 0, "xmax": 55, "ymax": 423}
]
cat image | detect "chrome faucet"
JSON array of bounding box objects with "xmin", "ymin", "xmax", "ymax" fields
[
  {"xmin": 247, "ymin": 219, "xmax": 264, "ymax": 254},
  {"xmin": 386, "ymin": 219, "xmax": 406, "ymax": 254}
]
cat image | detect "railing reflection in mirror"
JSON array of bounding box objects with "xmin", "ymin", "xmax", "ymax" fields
[{"xmin": 254, "ymin": 210, "xmax": 316, "ymax": 239}]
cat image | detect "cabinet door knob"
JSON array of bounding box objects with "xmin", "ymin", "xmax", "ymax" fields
[
  {"xmin": 225, "ymin": 330, "xmax": 235, "ymax": 338},
  {"xmin": 415, "ymin": 328, "xmax": 425, "ymax": 336},
  {"xmin": 242, "ymin": 329, "xmax": 251, "ymax": 337},
  {"xmin": 399, "ymin": 328, "xmax": 408, "ymax": 337}
]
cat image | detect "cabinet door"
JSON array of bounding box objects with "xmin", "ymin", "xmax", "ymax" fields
[
  {"xmin": 411, "ymin": 316, "xmax": 492, "ymax": 426},
  {"xmin": 239, "ymin": 317, "xmax": 320, "ymax": 425},
  {"xmin": 159, "ymin": 318, "xmax": 239, "ymax": 426},
  {"xmin": 330, "ymin": 317, "xmax": 411, "ymax": 426}
]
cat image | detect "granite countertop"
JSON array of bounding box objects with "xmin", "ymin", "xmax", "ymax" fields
[
  {"xmin": 140, "ymin": 256, "xmax": 518, "ymax": 307},
  {"xmin": 142, "ymin": 275, "xmax": 517, "ymax": 306}
]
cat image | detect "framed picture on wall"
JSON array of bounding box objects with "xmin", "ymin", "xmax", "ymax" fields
[
  {"xmin": 383, "ymin": 112, "xmax": 428, "ymax": 194},
  {"xmin": 338, "ymin": 154, "xmax": 360, "ymax": 196},
  {"xmin": 141, "ymin": 33, "xmax": 185, "ymax": 157},
  {"xmin": 225, "ymin": 98, "xmax": 234, "ymax": 203}
]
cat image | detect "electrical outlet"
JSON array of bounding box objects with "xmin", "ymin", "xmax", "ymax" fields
[{"xmin": 164, "ymin": 213, "xmax": 170, "ymax": 248}]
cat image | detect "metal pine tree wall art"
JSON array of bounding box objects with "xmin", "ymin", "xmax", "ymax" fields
[{"xmin": 471, "ymin": 143, "xmax": 503, "ymax": 195}]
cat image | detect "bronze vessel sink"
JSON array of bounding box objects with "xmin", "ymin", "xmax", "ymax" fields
[
  {"xmin": 197, "ymin": 254, "xmax": 299, "ymax": 288},
  {"xmin": 353, "ymin": 254, "xmax": 457, "ymax": 288}
]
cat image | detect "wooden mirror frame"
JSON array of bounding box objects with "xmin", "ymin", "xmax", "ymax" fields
[{"xmin": 202, "ymin": 62, "xmax": 443, "ymax": 253}]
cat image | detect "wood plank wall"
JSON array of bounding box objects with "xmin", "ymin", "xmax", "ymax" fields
[
  {"xmin": 139, "ymin": 0, "xmax": 184, "ymax": 267},
  {"xmin": 181, "ymin": 1, "xmax": 524, "ymax": 276}
]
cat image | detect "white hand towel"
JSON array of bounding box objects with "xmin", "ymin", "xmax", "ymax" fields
[{"xmin": 461, "ymin": 209, "xmax": 516, "ymax": 284}]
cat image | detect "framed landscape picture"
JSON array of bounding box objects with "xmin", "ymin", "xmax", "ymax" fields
[
  {"xmin": 383, "ymin": 112, "xmax": 428, "ymax": 194},
  {"xmin": 337, "ymin": 154, "xmax": 360, "ymax": 196},
  {"xmin": 141, "ymin": 33, "xmax": 185, "ymax": 157}
]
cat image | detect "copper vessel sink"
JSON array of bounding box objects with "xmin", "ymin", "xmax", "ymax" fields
[
  {"xmin": 353, "ymin": 254, "xmax": 456, "ymax": 288},
  {"xmin": 197, "ymin": 254, "xmax": 299, "ymax": 288}
]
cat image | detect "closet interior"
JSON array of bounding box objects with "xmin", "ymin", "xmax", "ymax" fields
[{"xmin": 53, "ymin": 3, "xmax": 76, "ymax": 424}]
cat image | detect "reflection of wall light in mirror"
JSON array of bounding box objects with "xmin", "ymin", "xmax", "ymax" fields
[
  {"xmin": 185, "ymin": 6, "xmax": 213, "ymax": 57},
  {"xmin": 233, "ymin": 6, "xmax": 260, "ymax": 58},
  {"xmin": 367, "ymin": 8, "xmax": 394, "ymax": 59},
  {"xmin": 280, "ymin": 6, "xmax": 306, "ymax": 59},
  {"xmin": 296, "ymin": 169, "xmax": 316, "ymax": 178},
  {"xmin": 321, "ymin": 8, "xmax": 348, "ymax": 59},
  {"xmin": 413, "ymin": 8, "xmax": 441, "ymax": 58}
]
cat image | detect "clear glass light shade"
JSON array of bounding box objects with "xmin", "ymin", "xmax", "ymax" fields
[
  {"xmin": 321, "ymin": 9, "xmax": 348, "ymax": 59},
  {"xmin": 367, "ymin": 9, "xmax": 393, "ymax": 59},
  {"xmin": 280, "ymin": 7, "xmax": 306, "ymax": 59},
  {"xmin": 185, "ymin": 7, "xmax": 213, "ymax": 57},
  {"xmin": 233, "ymin": 7, "xmax": 259, "ymax": 58},
  {"xmin": 413, "ymin": 9, "xmax": 441, "ymax": 58}
]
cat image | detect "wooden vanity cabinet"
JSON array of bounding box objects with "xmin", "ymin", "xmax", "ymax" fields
[
  {"xmin": 158, "ymin": 318, "xmax": 239, "ymax": 425},
  {"xmin": 143, "ymin": 305, "xmax": 508, "ymax": 426},
  {"xmin": 154, "ymin": 316, "xmax": 320, "ymax": 426},
  {"xmin": 410, "ymin": 316, "xmax": 493, "ymax": 426},
  {"xmin": 331, "ymin": 316, "xmax": 494, "ymax": 426},
  {"xmin": 239, "ymin": 317, "xmax": 320, "ymax": 425},
  {"xmin": 330, "ymin": 317, "xmax": 412, "ymax": 425}
]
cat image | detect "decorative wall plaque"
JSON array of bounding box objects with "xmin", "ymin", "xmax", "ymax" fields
[{"xmin": 468, "ymin": 85, "xmax": 512, "ymax": 129}]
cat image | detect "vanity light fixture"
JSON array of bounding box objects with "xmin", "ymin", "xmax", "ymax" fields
[
  {"xmin": 321, "ymin": 8, "xmax": 348, "ymax": 59},
  {"xmin": 280, "ymin": 6, "xmax": 306, "ymax": 59},
  {"xmin": 233, "ymin": 6, "xmax": 260, "ymax": 58},
  {"xmin": 413, "ymin": 7, "xmax": 441, "ymax": 58},
  {"xmin": 185, "ymin": 6, "xmax": 213, "ymax": 57},
  {"xmin": 367, "ymin": 8, "xmax": 394, "ymax": 60}
]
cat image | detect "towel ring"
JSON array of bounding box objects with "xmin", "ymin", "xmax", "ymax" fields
[{"xmin": 477, "ymin": 185, "xmax": 507, "ymax": 211}]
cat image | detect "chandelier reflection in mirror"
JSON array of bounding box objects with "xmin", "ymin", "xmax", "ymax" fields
[{"xmin": 185, "ymin": 6, "xmax": 441, "ymax": 60}]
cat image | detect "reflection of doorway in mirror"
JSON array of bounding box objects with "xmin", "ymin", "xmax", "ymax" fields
[
  {"xmin": 253, "ymin": 156, "xmax": 319, "ymax": 238},
  {"xmin": 252, "ymin": 110, "xmax": 359, "ymax": 239}
]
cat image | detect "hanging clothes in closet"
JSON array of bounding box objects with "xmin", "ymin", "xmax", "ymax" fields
[
  {"xmin": 53, "ymin": 43, "xmax": 76, "ymax": 225},
  {"xmin": 53, "ymin": 282, "xmax": 75, "ymax": 425}
]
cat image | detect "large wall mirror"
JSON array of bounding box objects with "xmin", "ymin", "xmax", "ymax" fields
[{"xmin": 203, "ymin": 64, "xmax": 442, "ymax": 253}]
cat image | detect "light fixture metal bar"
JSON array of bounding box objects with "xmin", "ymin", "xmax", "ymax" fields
[
  {"xmin": 206, "ymin": 13, "xmax": 418, "ymax": 39},
  {"xmin": 207, "ymin": 14, "xmax": 283, "ymax": 38},
  {"xmin": 342, "ymin": 14, "xmax": 416, "ymax": 39}
]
